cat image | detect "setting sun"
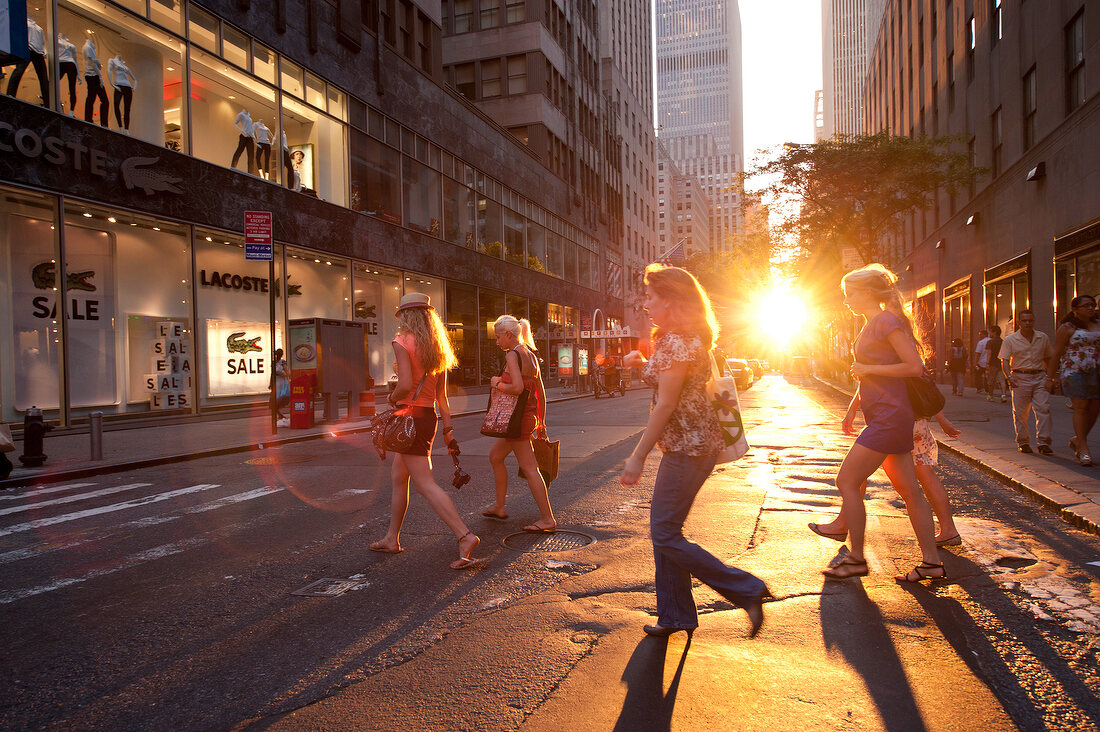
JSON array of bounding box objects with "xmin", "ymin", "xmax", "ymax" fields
[{"xmin": 751, "ymin": 282, "xmax": 813, "ymax": 348}]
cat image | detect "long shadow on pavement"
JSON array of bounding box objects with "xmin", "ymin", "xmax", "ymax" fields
[{"xmin": 612, "ymin": 636, "xmax": 691, "ymax": 731}]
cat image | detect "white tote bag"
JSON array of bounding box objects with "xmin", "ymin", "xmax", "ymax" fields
[{"xmin": 706, "ymin": 356, "xmax": 749, "ymax": 463}]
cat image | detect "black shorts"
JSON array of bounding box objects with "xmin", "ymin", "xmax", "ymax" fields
[{"xmin": 397, "ymin": 405, "xmax": 437, "ymax": 456}]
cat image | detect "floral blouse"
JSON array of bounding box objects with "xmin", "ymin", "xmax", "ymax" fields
[
  {"xmin": 642, "ymin": 331, "xmax": 722, "ymax": 456},
  {"xmin": 1060, "ymin": 327, "xmax": 1100, "ymax": 376}
]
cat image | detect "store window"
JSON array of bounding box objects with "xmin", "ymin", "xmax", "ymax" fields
[
  {"xmin": 0, "ymin": 188, "xmax": 60, "ymax": 422},
  {"xmin": 285, "ymin": 249, "xmax": 351, "ymax": 320},
  {"xmin": 505, "ymin": 294, "xmax": 529, "ymax": 321},
  {"xmin": 188, "ymin": 5, "xmax": 218, "ymax": 52},
  {"xmin": 57, "ymin": 2, "xmax": 188, "ymax": 151},
  {"xmin": 503, "ymin": 206, "xmax": 525, "ymax": 265},
  {"xmin": 194, "ymin": 234, "xmax": 284, "ymax": 407},
  {"xmin": 352, "ymin": 263, "xmax": 401, "ymax": 384},
  {"xmin": 446, "ymin": 281, "xmax": 479, "ymax": 386},
  {"xmin": 526, "ymin": 222, "xmax": 546, "ymax": 273},
  {"xmin": 283, "ymin": 95, "xmax": 347, "ymax": 205},
  {"xmin": 3, "ymin": 5, "xmax": 50, "ymax": 110},
  {"xmin": 479, "ymin": 288, "xmax": 506, "ymax": 382},
  {"xmin": 529, "ymin": 299, "xmax": 548, "ymax": 359},
  {"xmin": 562, "ymin": 240, "xmax": 577, "ymax": 282},
  {"xmin": 402, "ymin": 156, "xmax": 442, "ymax": 235},
  {"xmin": 190, "ymin": 48, "xmax": 278, "ymax": 179},
  {"xmin": 350, "ymin": 131, "xmax": 401, "ymax": 223},
  {"xmin": 443, "ymin": 176, "xmax": 476, "ymax": 248},
  {"xmin": 477, "ymin": 195, "xmax": 503, "ymax": 258},
  {"xmin": 150, "ymin": 0, "xmax": 184, "ymax": 34}
]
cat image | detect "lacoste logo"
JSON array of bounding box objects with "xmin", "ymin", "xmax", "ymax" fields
[
  {"xmin": 226, "ymin": 332, "xmax": 262, "ymax": 354},
  {"xmin": 31, "ymin": 262, "xmax": 96, "ymax": 292},
  {"xmin": 121, "ymin": 156, "xmax": 184, "ymax": 195},
  {"xmin": 354, "ymin": 302, "xmax": 376, "ymax": 320}
]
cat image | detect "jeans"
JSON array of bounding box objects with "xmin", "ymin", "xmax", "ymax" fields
[
  {"xmin": 951, "ymin": 371, "xmax": 965, "ymax": 394},
  {"xmin": 650, "ymin": 451, "xmax": 766, "ymax": 629},
  {"xmin": 1010, "ymin": 373, "xmax": 1052, "ymax": 446}
]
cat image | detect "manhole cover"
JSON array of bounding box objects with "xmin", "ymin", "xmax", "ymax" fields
[
  {"xmin": 995, "ymin": 556, "xmax": 1038, "ymax": 569},
  {"xmin": 245, "ymin": 454, "xmax": 316, "ymax": 465},
  {"xmin": 501, "ymin": 530, "xmax": 596, "ymax": 553},
  {"xmin": 291, "ymin": 577, "xmax": 367, "ymax": 597}
]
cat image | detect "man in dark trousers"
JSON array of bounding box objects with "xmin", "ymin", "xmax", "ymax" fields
[{"xmin": 985, "ymin": 325, "xmax": 1006, "ymax": 403}]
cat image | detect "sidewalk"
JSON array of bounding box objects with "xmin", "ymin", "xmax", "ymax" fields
[
  {"xmin": 0, "ymin": 383, "xmax": 609, "ymax": 489},
  {"xmin": 817, "ymin": 376, "xmax": 1100, "ymax": 536}
]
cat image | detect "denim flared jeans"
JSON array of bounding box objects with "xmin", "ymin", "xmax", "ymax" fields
[{"xmin": 650, "ymin": 451, "xmax": 766, "ymax": 629}]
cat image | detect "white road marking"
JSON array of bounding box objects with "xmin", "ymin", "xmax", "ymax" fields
[
  {"xmin": 0, "ymin": 482, "xmax": 98, "ymax": 502},
  {"xmin": 0, "ymin": 483, "xmax": 152, "ymax": 517},
  {"xmin": 0, "ymin": 484, "xmax": 221, "ymax": 538},
  {"xmin": 1089, "ymin": 561, "xmax": 1100, "ymax": 568}
]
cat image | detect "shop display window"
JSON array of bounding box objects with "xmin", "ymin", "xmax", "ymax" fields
[
  {"xmin": 443, "ymin": 177, "xmax": 476, "ymax": 248},
  {"xmin": 503, "ymin": 207, "xmax": 525, "ymax": 266},
  {"xmin": 189, "ymin": 48, "xmax": 277, "ymax": 180},
  {"xmin": 280, "ymin": 58, "xmax": 304, "ymax": 99},
  {"xmin": 351, "ymin": 131, "xmax": 401, "ymax": 223},
  {"xmin": 58, "ymin": 1, "xmax": 188, "ymax": 151},
  {"xmin": 1, "ymin": 5, "xmax": 51, "ymax": 109},
  {"xmin": 1, "ymin": 189, "xmax": 61, "ymax": 421},
  {"xmin": 446, "ymin": 281, "xmax": 479, "ymax": 386},
  {"xmin": 352, "ymin": 264, "xmax": 401, "ymax": 386},
  {"xmin": 252, "ymin": 42, "xmax": 277, "ymax": 84},
  {"xmin": 194, "ymin": 233, "xmax": 284, "ymax": 406},
  {"xmin": 478, "ymin": 288, "xmax": 506, "ymax": 382},
  {"xmin": 283, "ymin": 95, "xmax": 347, "ymax": 205},
  {"xmin": 526, "ymin": 222, "xmax": 546, "ymax": 273},
  {"xmin": 285, "ymin": 249, "xmax": 351, "ymax": 321},
  {"xmin": 477, "ymin": 196, "xmax": 503, "ymax": 258},
  {"xmin": 505, "ymin": 295, "xmax": 529, "ymax": 322},
  {"xmin": 150, "ymin": 0, "xmax": 184, "ymax": 34},
  {"xmin": 187, "ymin": 4, "xmax": 218, "ymax": 52},
  {"xmin": 402, "ymin": 156, "xmax": 441, "ymax": 235},
  {"xmin": 529, "ymin": 299, "xmax": 549, "ymax": 357}
]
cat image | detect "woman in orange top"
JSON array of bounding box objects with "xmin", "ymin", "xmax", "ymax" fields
[{"xmin": 369, "ymin": 293, "xmax": 481, "ymax": 569}]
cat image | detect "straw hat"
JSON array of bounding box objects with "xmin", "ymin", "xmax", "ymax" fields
[{"xmin": 396, "ymin": 292, "xmax": 432, "ymax": 312}]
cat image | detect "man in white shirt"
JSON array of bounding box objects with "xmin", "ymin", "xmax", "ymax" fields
[
  {"xmin": 999, "ymin": 310, "xmax": 1054, "ymax": 454},
  {"xmin": 973, "ymin": 329, "xmax": 990, "ymax": 394}
]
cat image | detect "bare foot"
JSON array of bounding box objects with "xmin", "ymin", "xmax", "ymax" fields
[
  {"xmin": 451, "ymin": 531, "xmax": 482, "ymax": 570},
  {"xmin": 522, "ymin": 520, "xmax": 557, "ymax": 533},
  {"xmin": 369, "ymin": 539, "xmax": 403, "ymax": 554},
  {"xmin": 481, "ymin": 507, "xmax": 508, "ymax": 520}
]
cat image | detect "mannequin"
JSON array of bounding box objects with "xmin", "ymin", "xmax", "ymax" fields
[
  {"xmin": 230, "ymin": 109, "xmax": 255, "ymax": 173},
  {"xmin": 82, "ymin": 36, "xmax": 108, "ymax": 127},
  {"xmin": 281, "ymin": 130, "xmax": 296, "ymax": 190},
  {"xmin": 107, "ymin": 55, "xmax": 137, "ymax": 132},
  {"xmin": 5, "ymin": 18, "xmax": 49, "ymax": 105},
  {"xmin": 57, "ymin": 34, "xmax": 82, "ymax": 115},
  {"xmin": 252, "ymin": 118, "xmax": 272, "ymax": 179}
]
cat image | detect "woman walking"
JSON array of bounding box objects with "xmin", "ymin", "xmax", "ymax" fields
[
  {"xmin": 369, "ymin": 293, "xmax": 482, "ymax": 569},
  {"xmin": 621, "ymin": 264, "xmax": 770, "ymax": 638},
  {"xmin": 809, "ymin": 263, "xmax": 944, "ymax": 582},
  {"xmin": 272, "ymin": 348, "xmax": 290, "ymax": 425},
  {"xmin": 1048, "ymin": 295, "xmax": 1100, "ymax": 466},
  {"xmin": 947, "ymin": 338, "xmax": 968, "ymax": 396},
  {"xmin": 482, "ymin": 315, "xmax": 556, "ymax": 532}
]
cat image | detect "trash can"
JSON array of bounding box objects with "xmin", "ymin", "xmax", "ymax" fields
[{"xmin": 289, "ymin": 375, "xmax": 315, "ymax": 429}]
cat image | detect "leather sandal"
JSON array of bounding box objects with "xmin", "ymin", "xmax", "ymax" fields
[
  {"xmin": 822, "ymin": 555, "xmax": 868, "ymax": 579},
  {"xmin": 895, "ymin": 561, "xmax": 947, "ymax": 582}
]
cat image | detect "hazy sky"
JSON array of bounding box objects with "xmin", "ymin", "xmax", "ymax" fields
[{"xmin": 740, "ymin": 0, "xmax": 823, "ymax": 169}]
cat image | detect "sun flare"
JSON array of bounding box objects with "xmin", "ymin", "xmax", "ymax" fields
[{"xmin": 751, "ymin": 282, "xmax": 812, "ymax": 347}]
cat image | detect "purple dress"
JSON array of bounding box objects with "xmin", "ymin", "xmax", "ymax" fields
[{"xmin": 854, "ymin": 311, "xmax": 915, "ymax": 454}]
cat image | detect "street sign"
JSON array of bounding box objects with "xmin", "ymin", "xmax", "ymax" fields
[{"xmin": 244, "ymin": 210, "xmax": 273, "ymax": 260}]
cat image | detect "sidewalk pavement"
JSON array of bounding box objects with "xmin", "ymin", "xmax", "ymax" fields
[
  {"xmin": 817, "ymin": 375, "xmax": 1100, "ymax": 537},
  {"xmin": 0, "ymin": 383, "xmax": 609, "ymax": 489}
]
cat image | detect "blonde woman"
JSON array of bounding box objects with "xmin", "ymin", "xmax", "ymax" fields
[
  {"xmin": 481, "ymin": 315, "xmax": 556, "ymax": 532},
  {"xmin": 811, "ymin": 264, "xmax": 943, "ymax": 582},
  {"xmin": 369, "ymin": 293, "xmax": 482, "ymax": 569},
  {"xmin": 621, "ymin": 265, "xmax": 770, "ymax": 638}
]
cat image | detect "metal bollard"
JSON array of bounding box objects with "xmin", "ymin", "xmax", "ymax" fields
[{"xmin": 89, "ymin": 411, "xmax": 103, "ymax": 461}]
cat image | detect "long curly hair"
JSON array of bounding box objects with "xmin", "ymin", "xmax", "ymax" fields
[
  {"xmin": 395, "ymin": 306, "xmax": 457, "ymax": 375},
  {"xmin": 643, "ymin": 264, "xmax": 719, "ymax": 349},
  {"xmin": 842, "ymin": 263, "xmax": 924, "ymax": 357}
]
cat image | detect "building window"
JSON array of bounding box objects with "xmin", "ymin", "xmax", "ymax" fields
[
  {"xmin": 481, "ymin": 58, "xmax": 501, "ymax": 98},
  {"xmin": 419, "ymin": 15, "xmax": 432, "ymax": 73},
  {"xmin": 506, "ymin": 0, "xmax": 525, "ymax": 23},
  {"xmin": 991, "ymin": 107, "xmax": 1002, "ymax": 177},
  {"xmin": 507, "ymin": 54, "xmax": 526, "ymax": 95},
  {"xmin": 480, "ymin": 0, "xmax": 499, "ymax": 29},
  {"xmin": 455, "ymin": 62, "xmax": 475, "ymax": 97},
  {"xmin": 350, "ymin": 131, "xmax": 401, "ymax": 223},
  {"xmin": 1023, "ymin": 66, "xmax": 1037, "ymax": 149},
  {"xmin": 991, "ymin": 0, "xmax": 1002, "ymax": 46},
  {"xmin": 1066, "ymin": 10, "xmax": 1085, "ymax": 114},
  {"xmin": 453, "ymin": 0, "xmax": 472, "ymax": 33},
  {"xmin": 966, "ymin": 14, "xmax": 975, "ymax": 82}
]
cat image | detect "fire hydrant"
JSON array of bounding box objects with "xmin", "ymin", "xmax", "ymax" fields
[{"xmin": 20, "ymin": 406, "xmax": 53, "ymax": 467}]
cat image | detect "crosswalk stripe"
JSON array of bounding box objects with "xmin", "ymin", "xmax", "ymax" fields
[
  {"xmin": 0, "ymin": 482, "xmax": 99, "ymax": 502},
  {"xmin": 0, "ymin": 484, "xmax": 221, "ymax": 538},
  {"xmin": 0, "ymin": 483, "xmax": 152, "ymax": 517}
]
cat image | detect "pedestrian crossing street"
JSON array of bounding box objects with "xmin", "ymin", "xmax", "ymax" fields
[{"xmin": 0, "ymin": 479, "xmax": 373, "ymax": 605}]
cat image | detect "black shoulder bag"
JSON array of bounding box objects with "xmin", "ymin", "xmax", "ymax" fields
[{"xmin": 372, "ymin": 374, "xmax": 428, "ymax": 458}]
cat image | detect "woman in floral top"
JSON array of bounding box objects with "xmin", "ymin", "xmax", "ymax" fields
[
  {"xmin": 1048, "ymin": 294, "xmax": 1100, "ymax": 466},
  {"xmin": 621, "ymin": 265, "xmax": 770, "ymax": 639}
]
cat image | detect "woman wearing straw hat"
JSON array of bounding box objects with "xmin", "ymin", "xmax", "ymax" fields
[{"xmin": 369, "ymin": 293, "xmax": 482, "ymax": 569}]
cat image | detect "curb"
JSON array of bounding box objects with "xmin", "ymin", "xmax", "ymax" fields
[
  {"xmin": 0, "ymin": 389, "xmax": 614, "ymax": 489},
  {"xmin": 811, "ymin": 376, "xmax": 1100, "ymax": 539}
]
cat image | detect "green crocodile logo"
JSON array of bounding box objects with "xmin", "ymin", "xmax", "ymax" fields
[
  {"xmin": 31, "ymin": 262, "xmax": 97, "ymax": 292},
  {"xmin": 227, "ymin": 332, "xmax": 262, "ymax": 354}
]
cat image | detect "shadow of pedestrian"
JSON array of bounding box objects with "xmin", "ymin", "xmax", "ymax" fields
[
  {"xmin": 820, "ymin": 581, "xmax": 930, "ymax": 732},
  {"xmin": 612, "ymin": 636, "xmax": 691, "ymax": 731}
]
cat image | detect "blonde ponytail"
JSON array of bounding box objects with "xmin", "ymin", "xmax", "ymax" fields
[
  {"xmin": 494, "ymin": 315, "xmax": 537, "ymax": 350},
  {"xmin": 842, "ymin": 263, "xmax": 925, "ymax": 358}
]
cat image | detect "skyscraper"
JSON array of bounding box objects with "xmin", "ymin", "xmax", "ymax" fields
[
  {"xmin": 656, "ymin": 0, "xmax": 744, "ymax": 254},
  {"xmin": 821, "ymin": 0, "xmax": 887, "ymax": 137}
]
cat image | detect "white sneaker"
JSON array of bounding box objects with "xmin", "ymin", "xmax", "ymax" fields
[{"xmin": 277, "ymin": 418, "xmax": 290, "ymax": 427}]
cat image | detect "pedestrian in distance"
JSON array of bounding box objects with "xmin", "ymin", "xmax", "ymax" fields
[
  {"xmin": 973, "ymin": 329, "xmax": 990, "ymax": 394},
  {"xmin": 1047, "ymin": 295, "xmax": 1100, "ymax": 467},
  {"xmin": 812, "ymin": 397, "xmax": 963, "ymax": 547},
  {"xmin": 621, "ymin": 264, "xmax": 771, "ymax": 639},
  {"xmin": 947, "ymin": 338, "xmax": 969, "ymax": 396},
  {"xmin": 272, "ymin": 348, "xmax": 290, "ymax": 426},
  {"xmin": 369, "ymin": 293, "xmax": 482, "ymax": 570},
  {"xmin": 809, "ymin": 263, "xmax": 944, "ymax": 582},
  {"xmin": 985, "ymin": 325, "xmax": 1007, "ymax": 402},
  {"xmin": 481, "ymin": 315, "xmax": 556, "ymax": 533},
  {"xmin": 999, "ymin": 310, "xmax": 1054, "ymax": 454}
]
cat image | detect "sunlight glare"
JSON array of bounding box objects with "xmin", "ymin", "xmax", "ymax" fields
[{"xmin": 752, "ymin": 283, "xmax": 811, "ymax": 347}]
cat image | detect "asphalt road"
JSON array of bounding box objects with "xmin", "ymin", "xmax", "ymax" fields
[{"xmin": 2, "ymin": 376, "xmax": 1099, "ymax": 731}]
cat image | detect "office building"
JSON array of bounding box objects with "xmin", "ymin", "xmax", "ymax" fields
[{"xmin": 821, "ymin": 0, "xmax": 887, "ymax": 137}]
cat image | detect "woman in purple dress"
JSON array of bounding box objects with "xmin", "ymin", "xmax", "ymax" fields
[{"xmin": 811, "ymin": 264, "xmax": 944, "ymax": 582}]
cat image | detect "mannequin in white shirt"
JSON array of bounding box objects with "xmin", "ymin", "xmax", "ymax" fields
[
  {"xmin": 107, "ymin": 55, "xmax": 137, "ymax": 132},
  {"xmin": 4, "ymin": 18, "xmax": 49, "ymax": 105},
  {"xmin": 252, "ymin": 119, "xmax": 273, "ymax": 178},
  {"xmin": 57, "ymin": 34, "xmax": 81, "ymax": 116},
  {"xmin": 82, "ymin": 36, "xmax": 109, "ymax": 127},
  {"xmin": 230, "ymin": 109, "xmax": 255, "ymax": 173}
]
